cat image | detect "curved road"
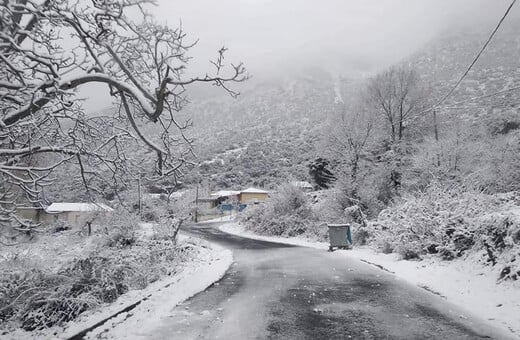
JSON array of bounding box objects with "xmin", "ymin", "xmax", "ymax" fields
[{"xmin": 146, "ymin": 222, "xmax": 511, "ymax": 339}]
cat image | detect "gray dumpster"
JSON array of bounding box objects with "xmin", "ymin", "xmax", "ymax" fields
[{"xmin": 327, "ymin": 224, "xmax": 352, "ymax": 251}]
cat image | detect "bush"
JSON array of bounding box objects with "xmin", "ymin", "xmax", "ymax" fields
[
  {"xmin": 0, "ymin": 236, "xmax": 189, "ymax": 331},
  {"xmin": 0, "ymin": 269, "xmax": 101, "ymax": 331},
  {"xmin": 395, "ymin": 244, "xmax": 420, "ymax": 260},
  {"xmin": 240, "ymin": 184, "xmax": 325, "ymax": 240},
  {"xmin": 368, "ymin": 182, "xmax": 520, "ymax": 280},
  {"xmin": 352, "ymin": 228, "xmax": 370, "ymax": 246},
  {"xmin": 101, "ymin": 210, "xmax": 138, "ymax": 248}
]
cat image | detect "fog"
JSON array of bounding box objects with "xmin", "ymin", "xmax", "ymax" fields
[
  {"xmin": 83, "ymin": 0, "xmax": 518, "ymax": 110},
  {"xmin": 152, "ymin": 0, "xmax": 518, "ymax": 77}
]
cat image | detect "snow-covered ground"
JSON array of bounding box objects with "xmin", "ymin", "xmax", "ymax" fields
[
  {"xmin": 3, "ymin": 233, "xmax": 233, "ymax": 340},
  {"xmin": 200, "ymin": 214, "xmax": 238, "ymax": 224},
  {"xmin": 83, "ymin": 234, "xmax": 233, "ymax": 340},
  {"xmin": 220, "ymin": 222, "xmax": 520, "ymax": 338}
]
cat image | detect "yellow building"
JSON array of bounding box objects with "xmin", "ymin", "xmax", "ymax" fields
[{"xmin": 238, "ymin": 187, "xmax": 269, "ymax": 204}]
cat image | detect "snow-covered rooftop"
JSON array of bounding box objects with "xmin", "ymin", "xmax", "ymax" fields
[
  {"xmin": 241, "ymin": 187, "xmax": 269, "ymax": 194},
  {"xmin": 211, "ymin": 190, "xmax": 240, "ymax": 198},
  {"xmin": 168, "ymin": 191, "xmax": 186, "ymax": 199},
  {"xmin": 45, "ymin": 202, "xmax": 114, "ymax": 213}
]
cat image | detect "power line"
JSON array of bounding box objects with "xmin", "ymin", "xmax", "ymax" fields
[
  {"xmin": 424, "ymin": 0, "xmax": 518, "ymax": 113},
  {"xmin": 441, "ymin": 84, "xmax": 520, "ymax": 108}
]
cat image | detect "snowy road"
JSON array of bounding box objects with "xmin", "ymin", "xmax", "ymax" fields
[{"xmin": 144, "ymin": 222, "xmax": 511, "ymax": 339}]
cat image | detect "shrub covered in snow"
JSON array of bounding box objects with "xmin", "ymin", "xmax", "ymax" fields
[
  {"xmin": 0, "ymin": 224, "xmax": 192, "ymax": 332},
  {"xmin": 240, "ymin": 184, "xmax": 326, "ymax": 240},
  {"xmin": 367, "ymin": 183, "xmax": 520, "ymax": 280}
]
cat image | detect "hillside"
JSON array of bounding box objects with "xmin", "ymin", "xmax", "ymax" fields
[
  {"xmin": 410, "ymin": 20, "xmax": 520, "ymax": 121},
  {"xmin": 182, "ymin": 69, "xmax": 359, "ymax": 190},
  {"xmin": 179, "ymin": 20, "xmax": 520, "ymax": 193}
]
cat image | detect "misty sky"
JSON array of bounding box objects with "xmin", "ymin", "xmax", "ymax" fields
[
  {"xmin": 151, "ymin": 0, "xmax": 517, "ymax": 76},
  {"xmin": 83, "ymin": 0, "xmax": 518, "ymax": 110}
]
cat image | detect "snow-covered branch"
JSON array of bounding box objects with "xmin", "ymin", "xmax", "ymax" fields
[{"xmin": 0, "ymin": 0, "xmax": 247, "ymax": 235}]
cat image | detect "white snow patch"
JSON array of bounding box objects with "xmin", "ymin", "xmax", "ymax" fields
[
  {"xmin": 219, "ymin": 222, "xmax": 520, "ymax": 338},
  {"xmin": 46, "ymin": 202, "xmax": 113, "ymax": 212},
  {"xmin": 223, "ymin": 146, "xmax": 247, "ymax": 156},
  {"xmin": 200, "ymin": 158, "xmax": 225, "ymax": 166},
  {"xmin": 136, "ymin": 222, "xmax": 155, "ymax": 239},
  {"xmin": 167, "ymin": 190, "xmax": 187, "ymax": 199},
  {"xmin": 333, "ymin": 75, "xmax": 344, "ymax": 104},
  {"xmin": 241, "ymin": 187, "xmax": 269, "ymax": 194},
  {"xmin": 211, "ymin": 190, "xmax": 241, "ymax": 198},
  {"xmin": 202, "ymin": 215, "xmax": 237, "ymax": 223}
]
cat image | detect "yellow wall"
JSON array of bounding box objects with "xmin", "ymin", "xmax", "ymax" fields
[{"xmin": 239, "ymin": 192, "xmax": 268, "ymax": 204}]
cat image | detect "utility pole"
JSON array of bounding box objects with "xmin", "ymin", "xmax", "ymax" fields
[
  {"xmin": 138, "ymin": 175, "xmax": 142, "ymax": 217},
  {"xmin": 433, "ymin": 109, "xmax": 439, "ymax": 142},
  {"xmin": 194, "ymin": 181, "xmax": 199, "ymax": 223},
  {"xmin": 433, "ymin": 109, "xmax": 441, "ymax": 167}
]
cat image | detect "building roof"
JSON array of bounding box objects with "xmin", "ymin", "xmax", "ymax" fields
[
  {"xmin": 241, "ymin": 187, "xmax": 269, "ymax": 194},
  {"xmin": 198, "ymin": 197, "xmax": 218, "ymax": 202},
  {"xmin": 45, "ymin": 203, "xmax": 114, "ymax": 213},
  {"xmin": 211, "ymin": 190, "xmax": 240, "ymax": 198}
]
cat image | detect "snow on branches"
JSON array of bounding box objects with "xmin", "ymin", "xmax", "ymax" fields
[{"xmin": 0, "ymin": 0, "xmax": 246, "ymax": 236}]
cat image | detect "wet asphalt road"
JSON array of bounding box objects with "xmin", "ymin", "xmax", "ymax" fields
[{"xmin": 147, "ymin": 222, "xmax": 511, "ymax": 340}]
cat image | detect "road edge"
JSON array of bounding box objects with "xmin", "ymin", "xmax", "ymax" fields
[
  {"xmin": 12, "ymin": 235, "xmax": 235, "ymax": 340},
  {"xmin": 80, "ymin": 236, "xmax": 233, "ymax": 339},
  {"xmin": 218, "ymin": 222, "xmax": 519, "ymax": 339}
]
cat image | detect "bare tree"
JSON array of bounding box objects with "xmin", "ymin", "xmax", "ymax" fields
[
  {"xmin": 326, "ymin": 101, "xmax": 375, "ymax": 204},
  {"xmin": 0, "ymin": 0, "xmax": 246, "ymax": 241},
  {"xmin": 328, "ymin": 104, "xmax": 374, "ymax": 183},
  {"xmin": 367, "ymin": 66, "xmax": 424, "ymax": 142}
]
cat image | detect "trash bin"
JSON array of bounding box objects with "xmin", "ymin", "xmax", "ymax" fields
[{"xmin": 327, "ymin": 224, "xmax": 352, "ymax": 251}]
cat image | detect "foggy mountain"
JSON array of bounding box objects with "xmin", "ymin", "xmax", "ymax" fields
[
  {"xmin": 182, "ymin": 68, "xmax": 352, "ymax": 189},
  {"xmin": 183, "ymin": 21, "xmax": 520, "ymax": 191},
  {"xmin": 409, "ymin": 20, "xmax": 520, "ymax": 119}
]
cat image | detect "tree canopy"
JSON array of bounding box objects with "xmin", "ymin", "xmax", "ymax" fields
[{"xmin": 0, "ymin": 0, "xmax": 246, "ymax": 237}]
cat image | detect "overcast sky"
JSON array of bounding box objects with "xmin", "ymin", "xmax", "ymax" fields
[
  {"xmin": 150, "ymin": 0, "xmax": 517, "ymax": 77},
  {"xmin": 83, "ymin": 1, "xmax": 518, "ymax": 110}
]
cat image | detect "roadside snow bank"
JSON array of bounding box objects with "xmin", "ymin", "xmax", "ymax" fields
[
  {"xmin": 219, "ymin": 222, "xmax": 520, "ymax": 338},
  {"xmin": 220, "ymin": 222, "xmax": 328, "ymax": 249},
  {"xmin": 200, "ymin": 214, "xmax": 236, "ymax": 224},
  {"xmin": 82, "ymin": 234, "xmax": 233, "ymax": 339},
  {"xmin": 3, "ymin": 234, "xmax": 233, "ymax": 340}
]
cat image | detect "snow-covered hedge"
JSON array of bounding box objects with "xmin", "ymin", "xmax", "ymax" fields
[
  {"xmin": 368, "ymin": 183, "xmax": 520, "ymax": 281},
  {"xmin": 240, "ymin": 184, "xmax": 327, "ymax": 240}
]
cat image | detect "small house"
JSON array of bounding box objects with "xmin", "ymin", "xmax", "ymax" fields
[
  {"xmin": 45, "ymin": 202, "xmax": 114, "ymax": 227},
  {"xmin": 238, "ymin": 187, "xmax": 269, "ymax": 204},
  {"xmin": 211, "ymin": 190, "xmax": 240, "ymax": 206}
]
